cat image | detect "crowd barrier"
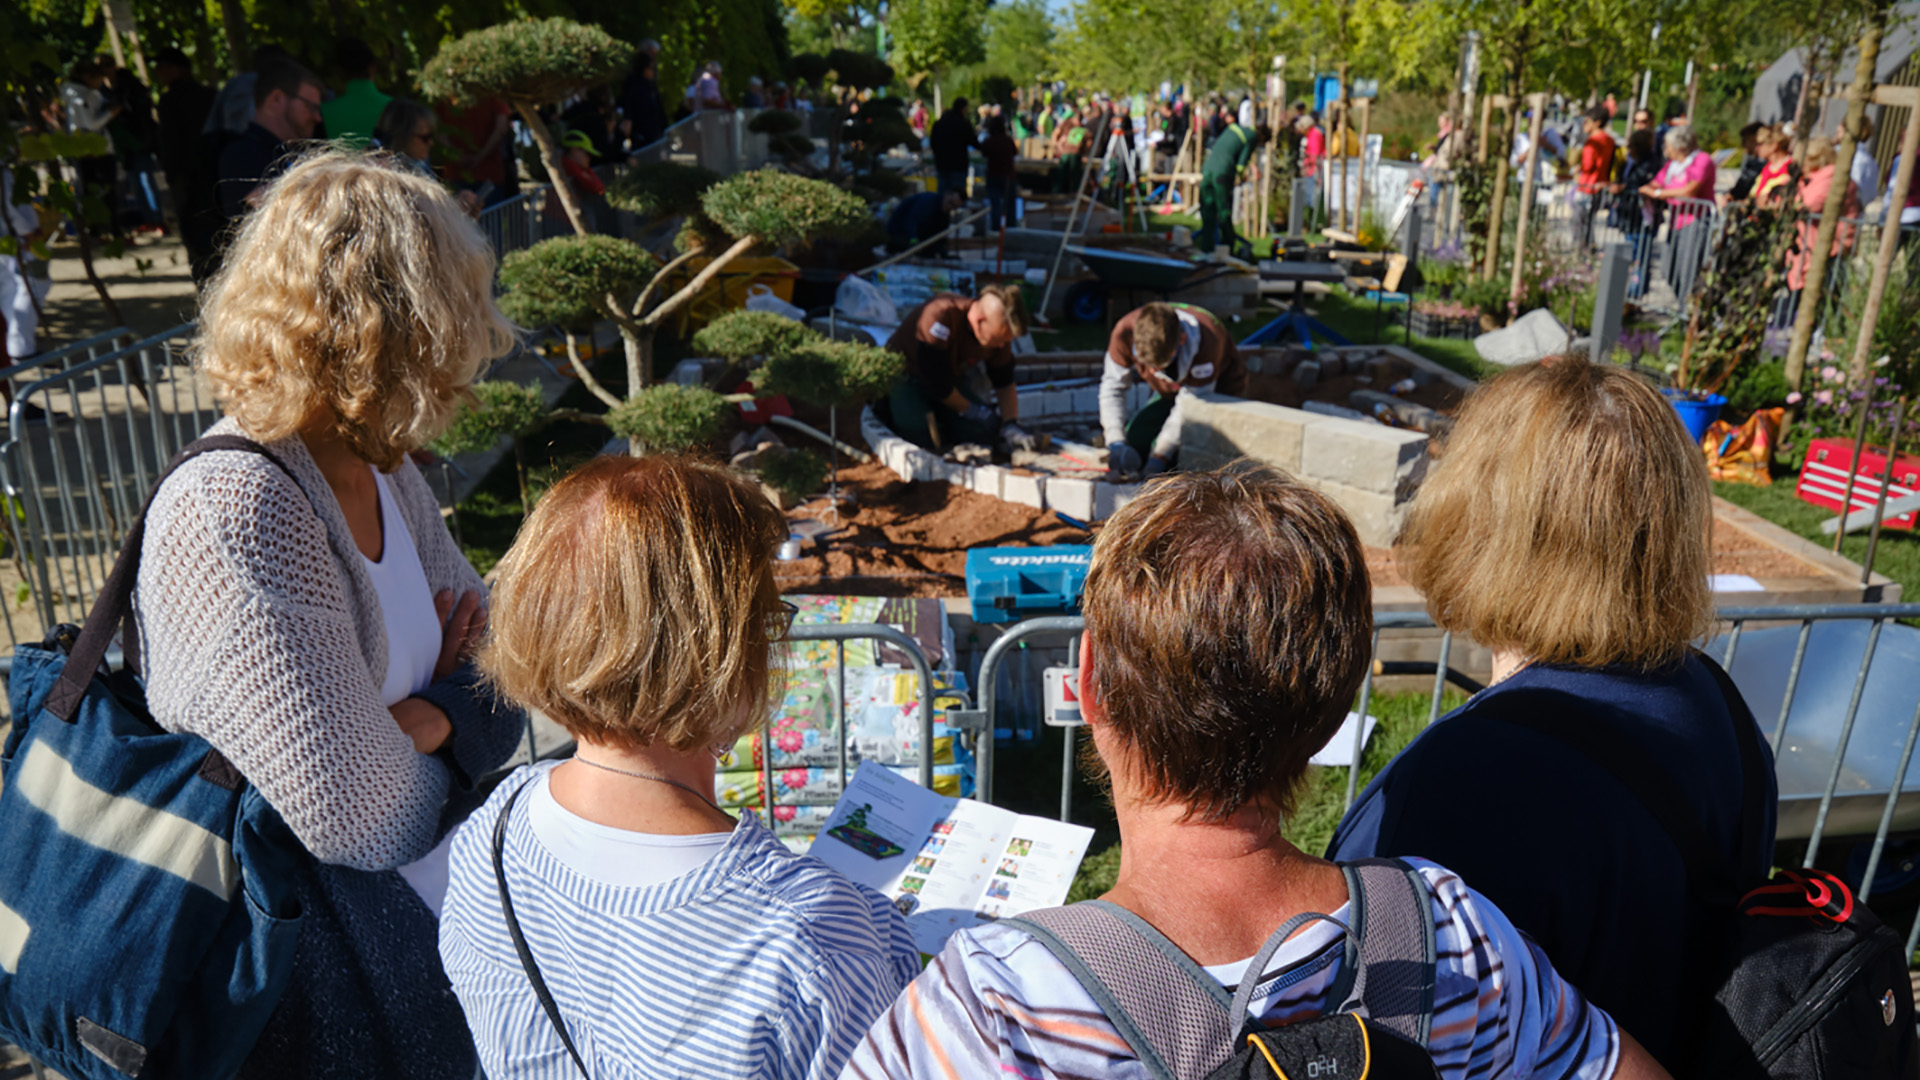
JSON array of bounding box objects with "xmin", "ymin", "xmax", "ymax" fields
[{"xmin": 969, "ymin": 604, "xmax": 1920, "ymax": 942}]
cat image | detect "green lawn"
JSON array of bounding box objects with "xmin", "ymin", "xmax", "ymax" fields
[
  {"xmin": 1713, "ymin": 477, "xmax": 1920, "ymax": 607},
  {"xmin": 1065, "ymin": 689, "xmax": 1465, "ymax": 901}
]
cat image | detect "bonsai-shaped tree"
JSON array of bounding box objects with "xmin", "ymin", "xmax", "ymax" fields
[
  {"xmin": 694, "ymin": 309, "xmax": 902, "ymax": 518},
  {"xmin": 495, "ymin": 166, "xmax": 867, "ymax": 401},
  {"xmin": 421, "ymin": 18, "xmax": 633, "ymax": 238},
  {"xmin": 749, "ymin": 110, "xmax": 818, "ymax": 174}
]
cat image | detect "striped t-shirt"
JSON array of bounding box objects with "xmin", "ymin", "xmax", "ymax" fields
[
  {"xmin": 841, "ymin": 859, "xmax": 1621, "ymax": 1080},
  {"xmin": 440, "ymin": 763, "xmax": 921, "ymax": 1080}
]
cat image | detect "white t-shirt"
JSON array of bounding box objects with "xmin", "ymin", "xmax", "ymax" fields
[
  {"xmin": 527, "ymin": 767, "xmax": 732, "ymax": 887},
  {"xmin": 360, "ymin": 467, "xmax": 439, "ymax": 708}
]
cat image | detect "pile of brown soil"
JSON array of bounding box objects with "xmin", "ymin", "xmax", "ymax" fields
[
  {"xmin": 780, "ymin": 464, "xmax": 1823, "ymax": 599},
  {"xmin": 774, "ymin": 461, "xmax": 1089, "ymax": 597}
]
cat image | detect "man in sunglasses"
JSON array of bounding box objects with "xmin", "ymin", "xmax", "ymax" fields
[{"xmin": 215, "ymin": 58, "xmax": 326, "ymax": 235}]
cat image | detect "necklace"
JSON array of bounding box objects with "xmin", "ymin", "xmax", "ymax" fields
[{"xmin": 571, "ymin": 755, "xmax": 729, "ymax": 816}]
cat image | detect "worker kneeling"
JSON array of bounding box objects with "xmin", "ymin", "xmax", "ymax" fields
[
  {"xmin": 1101, "ymin": 302, "xmax": 1246, "ymax": 479},
  {"xmin": 880, "ymin": 284, "xmax": 1035, "ymax": 452}
]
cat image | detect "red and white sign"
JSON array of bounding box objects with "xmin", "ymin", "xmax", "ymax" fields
[{"xmin": 1797, "ymin": 438, "xmax": 1920, "ymax": 533}]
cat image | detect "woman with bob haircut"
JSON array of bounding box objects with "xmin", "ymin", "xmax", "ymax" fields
[
  {"xmin": 1331, "ymin": 357, "xmax": 1776, "ymax": 1072},
  {"xmin": 440, "ymin": 454, "xmax": 919, "ymax": 1080},
  {"xmin": 847, "ymin": 464, "xmax": 1669, "ymax": 1080},
  {"xmin": 136, "ymin": 149, "xmax": 527, "ymax": 1079}
]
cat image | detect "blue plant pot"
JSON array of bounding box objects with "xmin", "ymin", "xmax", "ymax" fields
[{"xmin": 1662, "ymin": 389, "xmax": 1727, "ymax": 444}]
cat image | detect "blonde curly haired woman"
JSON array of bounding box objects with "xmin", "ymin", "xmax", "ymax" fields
[{"xmin": 135, "ymin": 149, "xmax": 525, "ymax": 1079}]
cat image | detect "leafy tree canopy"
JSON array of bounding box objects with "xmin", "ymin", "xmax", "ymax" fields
[
  {"xmin": 496, "ymin": 235, "xmax": 659, "ymax": 330},
  {"xmin": 693, "ymin": 310, "xmax": 822, "ymax": 359},
  {"xmin": 432, "ymin": 381, "xmax": 550, "ymax": 455},
  {"xmin": 608, "ymin": 161, "xmax": 722, "ymax": 219},
  {"xmin": 608, "ymin": 384, "xmax": 734, "ymax": 450},
  {"xmin": 758, "ymin": 339, "xmax": 903, "ymax": 406},
  {"xmin": 702, "ymin": 169, "xmax": 869, "ymax": 245},
  {"xmin": 420, "ymin": 17, "xmax": 632, "ymax": 106}
]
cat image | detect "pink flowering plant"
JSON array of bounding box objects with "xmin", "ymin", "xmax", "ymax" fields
[{"xmin": 1781, "ymin": 355, "xmax": 1920, "ymax": 467}]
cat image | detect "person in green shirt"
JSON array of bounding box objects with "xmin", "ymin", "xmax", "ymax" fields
[
  {"xmin": 321, "ymin": 38, "xmax": 390, "ymax": 146},
  {"xmin": 1051, "ymin": 106, "xmax": 1094, "ymax": 194},
  {"xmin": 1197, "ymin": 120, "xmax": 1266, "ymax": 254}
]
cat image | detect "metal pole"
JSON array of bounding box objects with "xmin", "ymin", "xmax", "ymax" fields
[
  {"xmin": 1859, "ymin": 690, "xmax": 1920, "ymax": 902},
  {"xmin": 1772, "ymin": 620, "xmax": 1814, "ymax": 747},
  {"xmin": 1803, "ymin": 618, "xmax": 1886, "ymax": 866},
  {"xmin": 1427, "ymin": 630, "xmax": 1452, "ymax": 727},
  {"xmin": 1860, "ymin": 397, "xmax": 1906, "ymax": 592},
  {"xmin": 973, "ymin": 616, "xmax": 1085, "ymax": 804},
  {"xmin": 1833, "ymin": 375, "xmax": 1877, "ymax": 553},
  {"xmin": 1342, "ymin": 628, "xmax": 1382, "ymax": 811}
]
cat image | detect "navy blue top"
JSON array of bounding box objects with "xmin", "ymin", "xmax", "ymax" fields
[{"xmin": 1328, "ymin": 653, "xmax": 1777, "ymax": 1069}]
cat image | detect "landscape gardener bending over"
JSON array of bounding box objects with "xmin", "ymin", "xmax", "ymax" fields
[
  {"xmin": 1101, "ymin": 301, "xmax": 1246, "ymax": 479},
  {"xmin": 880, "ymin": 284, "xmax": 1034, "ymax": 452},
  {"xmin": 1197, "ymin": 120, "xmax": 1266, "ymax": 255}
]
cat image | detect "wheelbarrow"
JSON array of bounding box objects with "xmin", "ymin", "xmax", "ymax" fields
[{"xmin": 1059, "ymin": 245, "xmax": 1238, "ymax": 325}]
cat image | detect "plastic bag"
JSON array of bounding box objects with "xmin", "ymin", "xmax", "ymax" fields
[
  {"xmin": 1703, "ymin": 407, "xmax": 1783, "ymax": 486},
  {"xmin": 835, "ymin": 274, "xmax": 899, "ymax": 325},
  {"xmin": 744, "ymin": 282, "xmax": 807, "ymax": 322}
]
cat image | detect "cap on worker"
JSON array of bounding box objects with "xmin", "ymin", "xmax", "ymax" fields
[{"xmin": 560, "ymin": 129, "xmax": 595, "ymax": 152}]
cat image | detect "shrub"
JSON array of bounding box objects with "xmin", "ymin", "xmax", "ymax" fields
[
  {"xmin": 432, "ymin": 381, "xmax": 549, "ymax": 455},
  {"xmin": 419, "ymin": 18, "xmax": 631, "ymax": 105},
  {"xmin": 608, "ymin": 383, "xmax": 734, "ymax": 451},
  {"xmin": 693, "ymin": 310, "xmax": 819, "ymax": 361},
  {"xmin": 607, "ymin": 161, "xmax": 721, "ymax": 220},
  {"xmin": 824, "ymin": 48, "xmax": 895, "ymax": 91},
  {"xmin": 748, "ymin": 110, "xmax": 804, "ymax": 136},
  {"xmin": 701, "ymin": 169, "xmax": 870, "ymax": 247},
  {"xmin": 786, "ymin": 53, "xmax": 831, "ymax": 88},
  {"xmin": 755, "ymin": 446, "xmax": 829, "ymax": 503},
  {"xmin": 758, "ymin": 339, "xmax": 903, "ymax": 407},
  {"xmin": 496, "ymin": 235, "xmax": 658, "ymax": 331}
]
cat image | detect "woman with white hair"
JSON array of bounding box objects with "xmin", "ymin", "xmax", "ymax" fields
[
  {"xmin": 136, "ymin": 149, "xmax": 526, "ymax": 1078},
  {"xmin": 1638, "ymin": 125, "xmax": 1716, "ymax": 292}
]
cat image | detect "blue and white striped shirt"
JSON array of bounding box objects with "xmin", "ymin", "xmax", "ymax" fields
[{"xmin": 440, "ymin": 763, "xmax": 921, "ymax": 1079}]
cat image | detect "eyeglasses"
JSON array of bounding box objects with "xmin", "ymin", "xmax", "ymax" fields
[
  {"xmin": 292, "ymin": 93, "xmax": 323, "ymax": 115},
  {"xmin": 769, "ymin": 600, "xmax": 800, "ymax": 642}
]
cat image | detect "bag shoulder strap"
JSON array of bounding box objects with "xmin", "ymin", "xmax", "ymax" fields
[
  {"xmin": 44, "ymin": 433, "xmax": 302, "ymax": 723},
  {"xmin": 1006, "ymin": 900, "xmax": 1230, "ymax": 1080},
  {"xmin": 1335, "ymin": 857, "xmax": 1439, "ymax": 1045},
  {"xmin": 493, "ymin": 776, "xmax": 591, "ymax": 1079},
  {"xmin": 1481, "ymin": 654, "xmax": 1762, "ymax": 904}
]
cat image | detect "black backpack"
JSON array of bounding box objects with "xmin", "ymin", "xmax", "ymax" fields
[
  {"xmin": 1497, "ymin": 655, "xmax": 1918, "ymax": 1079},
  {"xmin": 1005, "ymin": 858, "xmax": 1443, "ymax": 1079}
]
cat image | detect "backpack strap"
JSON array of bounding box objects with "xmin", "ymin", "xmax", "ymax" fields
[
  {"xmin": 1481, "ymin": 653, "xmax": 1762, "ymax": 905},
  {"xmin": 44, "ymin": 434, "xmax": 303, "ymax": 723},
  {"xmin": 1007, "ymin": 858, "xmax": 1441, "ymax": 1076},
  {"xmin": 1333, "ymin": 858, "xmax": 1439, "ymax": 1045}
]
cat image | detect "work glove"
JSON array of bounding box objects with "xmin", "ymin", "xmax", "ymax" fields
[
  {"xmin": 1001, "ymin": 422, "xmax": 1039, "ymax": 453},
  {"xmin": 1143, "ymin": 455, "xmax": 1170, "ymax": 477},
  {"xmin": 961, "ymin": 402, "xmax": 997, "ymax": 425},
  {"xmin": 1107, "ymin": 442, "xmax": 1143, "ymax": 481}
]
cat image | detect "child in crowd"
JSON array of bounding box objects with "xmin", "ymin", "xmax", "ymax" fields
[{"xmin": 440, "ymin": 455, "xmax": 919, "ymax": 1079}]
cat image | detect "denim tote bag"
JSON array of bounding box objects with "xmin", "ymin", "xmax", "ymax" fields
[{"xmin": 0, "ymin": 434, "xmax": 307, "ymax": 1080}]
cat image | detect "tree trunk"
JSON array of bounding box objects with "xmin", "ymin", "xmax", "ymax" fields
[
  {"xmin": 217, "ymin": 0, "xmax": 251, "ymax": 75},
  {"xmin": 514, "ymin": 100, "xmax": 594, "ymax": 237},
  {"xmin": 1481, "ymin": 99, "xmax": 1516, "ymax": 282},
  {"xmin": 1785, "ymin": 8, "xmax": 1884, "ymax": 395},
  {"xmin": 1845, "ymin": 86, "xmax": 1920, "ymax": 384}
]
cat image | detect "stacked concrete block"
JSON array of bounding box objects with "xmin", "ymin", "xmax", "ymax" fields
[
  {"xmin": 972, "ymin": 464, "xmax": 1007, "ymax": 500},
  {"xmin": 1174, "ymin": 393, "xmax": 1432, "ymax": 547},
  {"xmin": 1047, "ymin": 477, "xmax": 1096, "ymax": 521},
  {"xmin": 1093, "ymin": 481, "xmax": 1142, "ymax": 519},
  {"xmin": 1071, "ymin": 388, "xmax": 1099, "ymax": 415},
  {"xmin": 1003, "ymin": 472, "xmax": 1047, "ymax": 509}
]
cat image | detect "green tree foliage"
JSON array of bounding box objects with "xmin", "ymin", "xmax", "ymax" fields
[
  {"xmin": 608, "ymin": 161, "xmax": 722, "ymax": 220},
  {"xmin": 693, "ymin": 309, "xmax": 822, "ymax": 360},
  {"xmin": 433, "ymin": 381, "xmax": 550, "ymax": 454},
  {"xmin": 755, "ymin": 446, "xmax": 830, "ymax": 503},
  {"xmin": 496, "ymin": 236, "xmax": 659, "ymax": 331},
  {"xmin": 701, "ymin": 169, "xmax": 868, "ymax": 245},
  {"xmin": 608, "ymin": 384, "xmax": 735, "ymax": 451},
  {"xmin": 889, "ymin": 0, "xmax": 987, "ymax": 87},
  {"xmin": 759, "ymin": 340, "xmax": 904, "ymax": 407},
  {"xmin": 419, "ymin": 17, "xmax": 632, "ymax": 105}
]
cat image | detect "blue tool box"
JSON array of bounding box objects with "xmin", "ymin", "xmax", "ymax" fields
[{"xmin": 964, "ymin": 545, "xmax": 1093, "ymax": 624}]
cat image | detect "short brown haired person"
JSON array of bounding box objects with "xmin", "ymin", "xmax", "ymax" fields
[
  {"xmin": 1330, "ymin": 358, "xmax": 1775, "ymax": 1072},
  {"xmin": 1099, "ymin": 301, "xmax": 1247, "ymax": 480},
  {"xmin": 879, "ymin": 284, "xmax": 1033, "ymax": 452},
  {"xmin": 846, "ymin": 464, "xmax": 1671, "ymax": 1079}
]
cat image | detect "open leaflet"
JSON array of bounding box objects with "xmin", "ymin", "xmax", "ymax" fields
[{"xmin": 810, "ymin": 761, "xmax": 1095, "ymax": 955}]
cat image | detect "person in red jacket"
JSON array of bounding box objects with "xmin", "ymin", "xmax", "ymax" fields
[{"xmin": 1099, "ymin": 302, "xmax": 1246, "ymax": 479}]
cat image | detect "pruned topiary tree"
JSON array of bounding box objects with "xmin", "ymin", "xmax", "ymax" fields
[
  {"xmin": 749, "ymin": 110, "xmax": 817, "ymax": 173},
  {"xmin": 421, "ymin": 18, "xmax": 633, "ymax": 237}
]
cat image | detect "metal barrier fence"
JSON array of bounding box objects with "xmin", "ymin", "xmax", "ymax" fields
[
  {"xmin": 0, "ymin": 323, "xmax": 211, "ymax": 643},
  {"xmin": 969, "ymin": 603, "xmax": 1920, "ymax": 934}
]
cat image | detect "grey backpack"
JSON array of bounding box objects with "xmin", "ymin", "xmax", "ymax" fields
[{"xmin": 1004, "ymin": 857, "xmax": 1442, "ymax": 1080}]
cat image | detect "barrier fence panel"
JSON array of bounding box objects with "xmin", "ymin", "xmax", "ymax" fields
[
  {"xmin": 970, "ymin": 603, "xmax": 1920, "ymax": 949},
  {"xmin": 0, "ymin": 324, "xmax": 210, "ymax": 637}
]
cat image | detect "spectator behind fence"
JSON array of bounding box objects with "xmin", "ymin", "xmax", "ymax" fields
[
  {"xmin": 1788, "ymin": 137, "xmax": 1861, "ymax": 294},
  {"xmin": 214, "ymin": 58, "xmax": 324, "ymax": 240},
  {"xmin": 138, "ymin": 150, "xmax": 526, "ymax": 1079},
  {"xmin": 1751, "ymin": 125, "xmax": 1793, "ymax": 204},
  {"xmin": 1726, "ymin": 121, "xmax": 1766, "ymax": 203},
  {"xmin": 847, "ymin": 464, "xmax": 1671, "ymax": 1080},
  {"xmin": 1330, "ymin": 359, "xmax": 1777, "ymax": 1073},
  {"xmin": 440, "ymin": 455, "xmax": 919, "ymax": 1080},
  {"xmin": 152, "ymin": 48, "xmax": 216, "ymax": 228},
  {"xmin": 930, "ymin": 98, "xmax": 979, "ymax": 195}
]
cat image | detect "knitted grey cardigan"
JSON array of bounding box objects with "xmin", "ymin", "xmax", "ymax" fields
[{"xmin": 133, "ymin": 416, "xmax": 522, "ymax": 869}]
